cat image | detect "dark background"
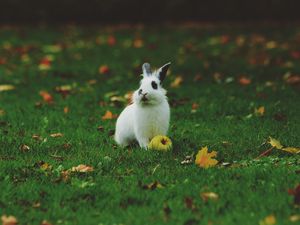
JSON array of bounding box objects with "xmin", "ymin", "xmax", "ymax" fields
[{"xmin": 0, "ymin": 0, "xmax": 299, "ymax": 23}]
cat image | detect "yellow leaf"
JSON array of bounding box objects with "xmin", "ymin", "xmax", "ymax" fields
[
  {"xmin": 195, "ymin": 146, "xmax": 218, "ymax": 168},
  {"xmin": 268, "ymin": 137, "xmax": 283, "ymax": 149},
  {"xmin": 200, "ymin": 192, "xmax": 219, "ymax": 201},
  {"xmin": 0, "ymin": 84, "xmax": 15, "ymax": 92},
  {"xmin": 282, "ymin": 147, "xmax": 300, "ymax": 154},
  {"xmin": 255, "ymin": 106, "xmax": 265, "ymax": 116},
  {"xmin": 170, "ymin": 76, "xmax": 183, "ymax": 88},
  {"xmin": 71, "ymin": 164, "xmax": 94, "ymax": 173},
  {"xmin": 259, "ymin": 215, "xmax": 276, "ymax": 225},
  {"xmin": 148, "ymin": 135, "xmax": 172, "ymax": 151},
  {"xmin": 50, "ymin": 133, "xmax": 63, "ymax": 138},
  {"xmin": 290, "ymin": 214, "xmax": 300, "ymax": 222},
  {"xmin": 1, "ymin": 215, "xmax": 18, "ymax": 225},
  {"xmin": 102, "ymin": 110, "xmax": 117, "ymax": 120}
]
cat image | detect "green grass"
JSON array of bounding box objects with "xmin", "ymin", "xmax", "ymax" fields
[{"xmin": 0, "ymin": 24, "xmax": 300, "ymax": 225}]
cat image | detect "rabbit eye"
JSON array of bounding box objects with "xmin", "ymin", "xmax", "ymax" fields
[{"xmin": 151, "ymin": 81, "xmax": 158, "ymax": 89}]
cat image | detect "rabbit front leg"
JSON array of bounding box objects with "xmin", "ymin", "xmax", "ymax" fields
[{"xmin": 136, "ymin": 135, "xmax": 150, "ymax": 149}]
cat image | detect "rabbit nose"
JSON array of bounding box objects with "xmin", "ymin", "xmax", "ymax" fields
[{"xmin": 138, "ymin": 89, "xmax": 143, "ymax": 95}]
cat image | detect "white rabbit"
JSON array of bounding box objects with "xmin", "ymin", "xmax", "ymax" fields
[{"xmin": 115, "ymin": 62, "xmax": 171, "ymax": 149}]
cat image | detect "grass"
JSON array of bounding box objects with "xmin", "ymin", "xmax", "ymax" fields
[{"xmin": 0, "ymin": 24, "xmax": 300, "ymax": 225}]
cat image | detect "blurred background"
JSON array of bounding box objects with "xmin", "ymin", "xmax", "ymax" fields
[{"xmin": 0, "ymin": 0, "xmax": 299, "ymax": 23}]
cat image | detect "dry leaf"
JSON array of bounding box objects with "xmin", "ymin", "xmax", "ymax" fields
[
  {"xmin": 41, "ymin": 220, "xmax": 52, "ymax": 225},
  {"xmin": 38, "ymin": 56, "xmax": 52, "ymax": 71},
  {"xmin": 50, "ymin": 133, "xmax": 63, "ymax": 138},
  {"xmin": 268, "ymin": 137, "xmax": 283, "ymax": 149},
  {"xmin": 71, "ymin": 164, "xmax": 94, "ymax": 173},
  {"xmin": 268, "ymin": 137, "xmax": 300, "ymax": 154},
  {"xmin": 99, "ymin": 65, "xmax": 110, "ymax": 74},
  {"xmin": 259, "ymin": 215, "xmax": 276, "ymax": 225},
  {"xmin": 0, "ymin": 109, "xmax": 5, "ymax": 116},
  {"xmin": 195, "ymin": 146, "xmax": 218, "ymax": 168},
  {"xmin": 170, "ymin": 76, "xmax": 183, "ymax": 88},
  {"xmin": 133, "ymin": 39, "xmax": 144, "ymax": 48},
  {"xmin": 255, "ymin": 106, "xmax": 265, "ymax": 116},
  {"xmin": 238, "ymin": 76, "xmax": 251, "ymax": 85},
  {"xmin": 288, "ymin": 184, "xmax": 300, "ymax": 205},
  {"xmin": 141, "ymin": 181, "xmax": 164, "ymax": 190},
  {"xmin": 290, "ymin": 215, "xmax": 300, "ymax": 222},
  {"xmin": 282, "ymin": 147, "xmax": 300, "ymax": 154},
  {"xmin": 0, "ymin": 85, "xmax": 15, "ymax": 92},
  {"xmin": 39, "ymin": 91, "xmax": 53, "ymax": 104},
  {"xmin": 286, "ymin": 75, "xmax": 300, "ymax": 85},
  {"xmin": 107, "ymin": 35, "xmax": 116, "ymax": 46},
  {"xmin": 201, "ymin": 192, "xmax": 219, "ymax": 202},
  {"xmin": 102, "ymin": 110, "xmax": 117, "ymax": 120},
  {"xmin": 1, "ymin": 215, "xmax": 18, "ymax": 225},
  {"xmin": 19, "ymin": 144, "xmax": 30, "ymax": 152},
  {"xmin": 63, "ymin": 107, "xmax": 69, "ymax": 114}
]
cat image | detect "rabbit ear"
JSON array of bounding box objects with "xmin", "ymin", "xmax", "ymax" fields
[
  {"xmin": 157, "ymin": 62, "xmax": 171, "ymax": 82},
  {"xmin": 142, "ymin": 63, "xmax": 151, "ymax": 77}
]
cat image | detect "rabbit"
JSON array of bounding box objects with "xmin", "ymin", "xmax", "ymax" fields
[{"xmin": 115, "ymin": 62, "xmax": 171, "ymax": 149}]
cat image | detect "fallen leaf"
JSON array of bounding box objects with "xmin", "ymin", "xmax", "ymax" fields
[
  {"xmin": 184, "ymin": 197, "xmax": 196, "ymax": 210},
  {"xmin": 286, "ymin": 75, "xmax": 300, "ymax": 85},
  {"xmin": 41, "ymin": 220, "xmax": 52, "ymax": 225},
  {"xmin": 288, "ymin": 184, "xmax": 300, "ymax": 205},
  {"xmin": 99, "ymin": 65, "xmax": 110, "ymax": 74},
  {"xmin": 200, "ymin": 192, "xmax": 219, "ymax": 202},
  {"xmin": 195, "ymin": 146, "xmax": 218, "ymax": 168},
  {"xmin": 71, "ymin": 164, "xmax": 94, "ymax": 173},
  {"xmin": 170, "ymin": 76, "xmax": 183, "ymax": 88},
  {"xmin": 268, "ymin": 137, "xmax": 300, "ymax": 154},
  {"xmin": 55, "ymin": 85, "xmax": 72, "ymax": 97},
  {"xmin": 1, "ymin": 215, "xmax": 18, "ymax": 225},
  {"xmin": 50, "ymin": 133, "xmax": 63, "ymax": 138},
  {"xmin": 63, "ymin": 107, "xmax": 69, "ymax": 114},
  {"xmin": 19, "ymin": 144, "xmax": 30, "ymax": 152},
  {"xmin": 0, "ymin": 109, "xmax": 5, "ymax": 116},
  {"xmin": 40, "ymin": 162, "xmax": 52, "ymax": 171},
  {"xmin": 238, "ymin": 76, "xmax": 251, "ymax": 85},
  {"xmin": 255, "ymin": 106, "xmax": 265, "ymax": 116},
  {"xmin": 141, "ymin": 181, "xmax": 164, "ymax": 190},
  {"xmin": 107, "ymin": 35, "xmax": 116, "ymax": 46},
  {"xmin": 133, "ymin": 39, "xmax": 144, "ymax": 48},
  {"xmin": 268, "ymin": 137, "xmax": 283, "ymax": 149},
  {"xmin": 181, "ymin": 155, "xmax": 194, "ymax": 165},
  {"xmin": 38, "ymin": 56, "xmax": 53, "ymax": 71},
  {"xmin": 0, "ymin": 84, "xmax": 15, "ymax": 92},
  {"xmin": 259, "ymin": 215, "xmax": 276, "ymax": 225},
  {"xmin": 101, "ymin": 110, "xmax": 117, "ymax": 120},
  {"xmin": 39, "ymin": 91, "xmax": 53, "ymax": 104},
  {"xmin": 290, "ymin": 215, "xmax": 300, "ymax": 222},
  {"xmin": 282, "ymin": 147, "xmax": 300, "ymax": 154}
]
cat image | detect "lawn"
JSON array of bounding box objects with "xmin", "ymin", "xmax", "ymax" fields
[{"xmin": 0, "ymin": 24, "xmax": 300, "ymax": 225}]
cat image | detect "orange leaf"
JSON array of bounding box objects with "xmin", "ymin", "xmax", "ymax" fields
[
  {"xmin": 238, "ymin": 76, "xmax": 251, "ymax": 85},
  {"xmin": 195, "ymin": 146, "xmax": 218, "ymax": 168},
  {"xmin": 102, "ymin": 110, "xmax": 117, "ymax": 120},
  {"xmin": 1, "ymin": 215, "xmax": 18, "ymax": 225},
  {"xmin": 71, "ymin": 164, "xmax": 94, "ymax": 173},
  {"xmin": 39, "ymin": 91, "xmax": 53, "ymax": 104},
  {"xmin": 133, "ymin": 39, "xmax": 144, "ymax": 48},
  {"xmin": 99, "ymin": 65, "xmax": 110, "ymax": 74},
  {"xmin": 255, "ymin": 106, "xmax": 265, "ymax": 116},
  {"xmin": 63, "ymin": 106, "xmax": 69, "ymax": 114},
  {"xmin": 170, "ymin": 76, "xmax": 183, "ymax": 88},
  {"xmin": 107, "ymin": 35, "xmax": 116, "ymax": 46}
]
